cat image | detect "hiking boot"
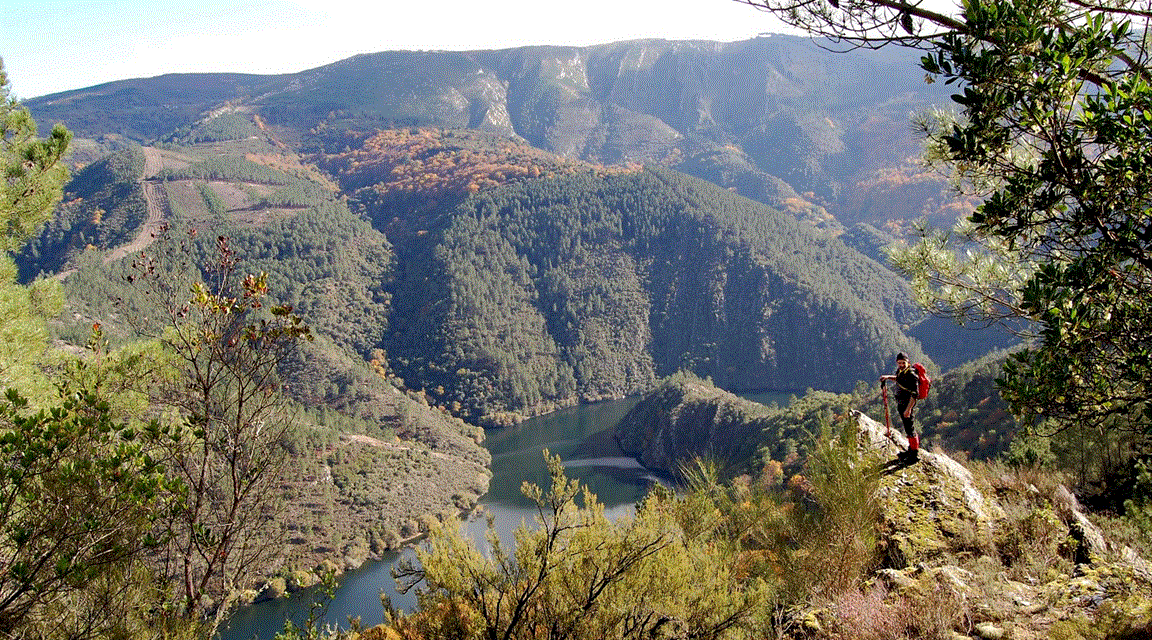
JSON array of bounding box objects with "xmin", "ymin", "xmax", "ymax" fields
[{"xmin": 897, "ymin": 449, "xmax": 919, "ymax": 463}]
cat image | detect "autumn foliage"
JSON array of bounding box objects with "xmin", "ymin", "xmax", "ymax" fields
[{"xmin": 319, "ymin": 128, "xmax": 637, "ymax": 205}]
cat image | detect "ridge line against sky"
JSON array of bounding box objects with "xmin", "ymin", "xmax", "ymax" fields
[{"xmin": 3, "ymin": 0, "xmax": 793, "ymax": 99}]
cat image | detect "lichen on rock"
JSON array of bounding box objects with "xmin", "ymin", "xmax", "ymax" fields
[
  {"xmin": 788, "ymin": 410, "xmax": 1152, "ymax": 639},
  {"xmin": 854, "ymin": 410, "xmax": 1003, "ymax": 569}
]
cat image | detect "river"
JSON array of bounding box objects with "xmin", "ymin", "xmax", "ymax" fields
[{"xmin": 219, "ymin": 391, "xmax": 794, "ymax": 640}]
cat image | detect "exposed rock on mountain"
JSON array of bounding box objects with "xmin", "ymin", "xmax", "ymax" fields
[
  {"xmin": 855, "ymin": 411, "xmax": 1007, "ymax": 568},
  {"xmin": 27, "ymin": 36, "xmax": 953, "ymax": 232},
  {"xmin": 797, "ymin": 411, "xmax": 1152, "ymax": 639},
  {"xmin": 616, "ymin": 378, "xmax": 1152, "ymax": 637}
]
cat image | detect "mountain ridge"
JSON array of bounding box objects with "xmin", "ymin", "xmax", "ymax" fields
[{"xmin": 27, "ymin": 35, "xmax": 956, "ymax": 233}]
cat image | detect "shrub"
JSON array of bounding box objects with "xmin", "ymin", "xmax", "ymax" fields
[
  {"xmin": 829, "ymin": 582, "xmax": 968, "ymax": 640},
  {"xmin": 788, "ymin": 414, "xmax": 884, "ymax": 599}
]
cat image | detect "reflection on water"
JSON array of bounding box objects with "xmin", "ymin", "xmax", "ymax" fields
[
  {"xmin": 219, "ymin": 391, "xmax": 794, "ymax": 640},
  {"xmin": 219, "ymin": 546, "xmax": 419, "ymax": 639}
]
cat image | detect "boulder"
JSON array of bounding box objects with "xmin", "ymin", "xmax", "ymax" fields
[
  {"xmin": 254, "ymin": 576, "xmax": 287, "ymax": 602},
  {"xmin": 852, "ymin": 410, "xmax": 1004, "ymax": 568},
  {"xmin": 809, "ymin": 409, "xmax": 1152, "ymax": 640},
  {"xmin": 974, "ymin": 622, "xmax": 1005, "ymax": 639}
]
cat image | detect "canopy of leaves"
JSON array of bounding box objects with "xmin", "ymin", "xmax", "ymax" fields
[
  {"xmin": 744, "ymin": 0, "xmax": 1152, "ymax": 488},
  {"xmin": 383, "ymin": 165, "xmax": 929, "ymax": 424},
  {"xmin": 19, "ymin": 145, "xmax": 146, "ymax": 280},
  {"xmin": 925, "ymin": 0, "xmax": 1152, "ymax": 446},
  {"xmin": 0, "ymin": 388, "xmax": 174, "ymax": 639}
]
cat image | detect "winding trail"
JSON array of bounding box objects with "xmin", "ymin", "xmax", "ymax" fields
[
  {"xmin": 104, "ymin": 146, "xmax": 167, "ymax": 264},
  {"xmin": 339, "ymin": 433, "xmax": 487, "ymax": 468}
]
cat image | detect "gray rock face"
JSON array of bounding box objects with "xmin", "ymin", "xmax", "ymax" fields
[
  {"xmin": 28, "ymin": 36, "xmax": 945, "ymax": 217},
  {"xmin": 841, "ymin": 410, "xmax": 1152, "ymax": 639},
  {"xmin": 854, "ymin": 409, "xmax": 1005, "ymax": 566}
]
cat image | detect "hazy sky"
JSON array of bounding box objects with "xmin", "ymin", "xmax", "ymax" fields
[{"xmin": 2, "ymin": 0, "xmax": 792, "ymax": 99}]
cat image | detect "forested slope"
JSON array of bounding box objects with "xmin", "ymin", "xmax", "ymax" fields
[
  {"xmin": 373, "ymin": 161, "xmax": 931, "ymax": 424},
  {"xmin": 25, "ymin": 111, "xmax": 936, "ymax": 430},
  {"xmin": 18, "ymin": 145, "xmax": 148, "ymax": 280},
  {"xmin": 27, "ymin": 131, "xmax": 494, "ymax": 586}
]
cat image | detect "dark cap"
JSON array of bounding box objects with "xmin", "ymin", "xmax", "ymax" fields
[{"xmin": 896, "ymin": 352, "xmax": 908, "ymax": 361}]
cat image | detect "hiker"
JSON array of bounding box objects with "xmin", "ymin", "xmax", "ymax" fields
[{"xmin": 881, "ymin": 352, "xmax": 920, "ymax": 462}]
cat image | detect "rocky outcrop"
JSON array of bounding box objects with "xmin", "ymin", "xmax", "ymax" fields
[
  {"xmin": 812, "ymin": 410, "xmax": 1152, "ymax": 639},
  {"xmin": 613, "ymin": 374, "xmax": 774, "ymax": 476},
  {"xmin": 853, "ymin": 410, "xmax": 1006, "ymax": 569}
]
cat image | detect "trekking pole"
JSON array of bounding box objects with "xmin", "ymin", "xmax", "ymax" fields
[{"xmin": 881, "ymin": 380, "xmax": 891, "ymax": 440}]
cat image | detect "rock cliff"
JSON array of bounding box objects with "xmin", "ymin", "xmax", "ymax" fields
[
  {"xmin": 798, "ymin": 411, "xmax": 1152, "ymax": 639},
  {"xmin": 616, "ymin": 378, "xmax": 1152, "ymax": 636},
  {"xmin": 27, "ymin": 36, "xmax": 954, "ymax": 232}
]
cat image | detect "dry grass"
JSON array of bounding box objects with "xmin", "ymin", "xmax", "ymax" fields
[{"xmin": 827, "ymin": 581, "xmax": 969, "ymax": 640}]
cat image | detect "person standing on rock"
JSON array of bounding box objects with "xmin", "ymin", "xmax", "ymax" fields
[{"xmin": 881, "ymin": 352, "xmax": 920, "ymax": 462}]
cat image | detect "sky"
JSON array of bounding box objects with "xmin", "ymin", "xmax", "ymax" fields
[{"xmin": 2, "ymin": 0, "xmax": 792, "ymax": 99}]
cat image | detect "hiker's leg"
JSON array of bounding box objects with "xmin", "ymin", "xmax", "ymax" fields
[
  {"xmin": 898, "ymin": 398, "xmax": 914, "ymax": 437},
  {"xmin": 899, "ymin": 398, "xmax": 919, "ymax": 455}
]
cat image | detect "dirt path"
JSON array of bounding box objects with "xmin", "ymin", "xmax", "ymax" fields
[
  {"xmin": 104, "ymin": 146, "xmax": 167, "ymax": 264},
  {"xmin": 340, "ymin": 433, "xmax": 487, "ymax": 467}
]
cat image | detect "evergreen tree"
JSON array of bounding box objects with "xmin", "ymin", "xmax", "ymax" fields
[
  {"xmin": 1, "ymin": 58, "xmax": 70, "ymax": 254},
  {"xmin": 742, "ymin": 0, "xmax": 1152, "ymax": 481},
  {"xmin": 0, "ymin": 58, "xmax": 183, "ymax": 640},
  {"xmin": 0, "ymin": 58, "xmax": 71, "ymax": 395}
]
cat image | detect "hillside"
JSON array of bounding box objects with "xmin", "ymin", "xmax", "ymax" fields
[
  {"xmin": 348, "ymin": 137, "xmax": 933, "ymax": 424},
  {"xmin": 818, "ymin": 411, "xmax": 1152, "ymax": 640},
  {"xmin": 13, "ymin": 117, "xmax": 951, "ymax": 596},
  {"xmin": 25, "ymin": 113, "xmax": 941, "ymax": 426},
  {"xmin": 30, "ymin": 131, "xmax": 494, "ymax": 592},
  {"xmin": 22, "ymin": 36, "xmax": 1006, "ymax": 408},
  {"xmin": 613, "ymin": 372, "xmax": 854, "ymax": 478},
  {"xmin": 26, "ymin": 36, "xmax": 958, "ymax": 238}
]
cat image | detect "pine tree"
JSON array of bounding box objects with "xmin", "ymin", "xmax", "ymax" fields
[{"xmin": 1, "ymin": 58, "xmax": 70, "ymax": 253}]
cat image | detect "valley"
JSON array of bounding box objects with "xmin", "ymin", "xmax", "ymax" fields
[
  {"xmin": 6, "ymin": 0, "xmax": 1152, "ymax": 631},
  {"xmin": 9, "ymin": 33, "xmax": 1032, "ymax": 633}
]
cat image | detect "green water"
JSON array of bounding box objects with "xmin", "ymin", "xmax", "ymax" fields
[{"xmin": 219, "ymin": 391, "xmax": 794, "ymax": 639}]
